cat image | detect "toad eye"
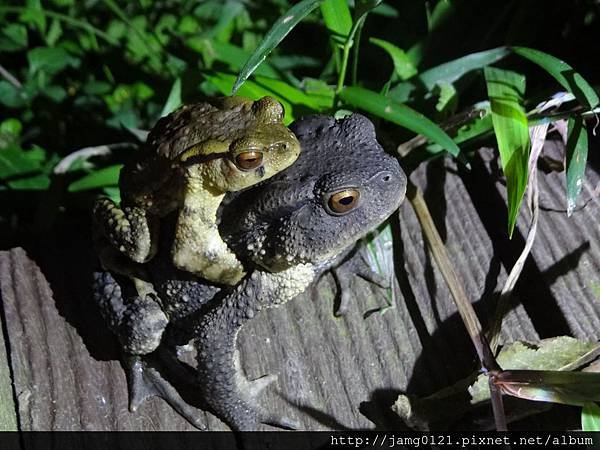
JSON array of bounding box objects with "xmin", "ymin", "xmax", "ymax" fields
[
  {"xmin": 328, "ymin": 189, "xmax": 360, "ymax": 214},
  {"xmin": 235, "ymin": 150, "xmax": 264, "ymax": 170}
]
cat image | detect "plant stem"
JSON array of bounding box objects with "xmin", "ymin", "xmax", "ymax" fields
[
  {"xmin": 407, "ymin": 179, "xmax": 505, "ymax": 428},
  {"xmin": 0, "ymin": 64, "xmax": 22, "ymax": 88},
  {"xmin": 335, "ymin": 13, "xmax": 367, "ymax": 94},
  {"xmin": 406, "ymin": 181, "xmax": 500, "ymax": 371},
  {"xmin": 489, "ymin": 375, "xmax": 508, "ymax": 431},
  {"xmin": 350, "ymin": 17, "xmax": 365, "ymax": 86},
  {"xmin": 335, "ymin": 39, "xmax": 352, "ymax": 94},
  {"xmin": 0, "ymin": 6, "xmax": 118, "ymax": 45}
]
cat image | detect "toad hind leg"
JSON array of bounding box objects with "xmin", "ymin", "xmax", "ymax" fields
[
  {"xmin": 195, "ymin": 266, "xmax": 315, "ymax": 431},
  {"xmin": 171, "ymin": 185, "xmax": 245, "ymax": 286},
  {"xmin": 93, "ymin": 197, "xmax": 159, "ymax": 264},
  {"xmin": 126, "ymin": 351, "xmax": 207, "ymax": 430},
  {"xmin": 93, "ymin": 270, "xmax": 204, "ymax": 426}
]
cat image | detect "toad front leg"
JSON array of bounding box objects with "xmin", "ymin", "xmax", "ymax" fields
[
  {"xmin": 93, "ymin": 197, "xmax": 159, "ymax": 264},
  {"xmin": 194, "ymin": 264, "xmax": 315, "ymax": 431},
  {"xmin": 171, "ymin": 174, "xmax": 245, "ymax": 286}
]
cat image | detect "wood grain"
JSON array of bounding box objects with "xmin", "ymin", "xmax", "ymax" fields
[{"xmin": 0, "ymin": 142, "xmax": 598, "ymax": 431}]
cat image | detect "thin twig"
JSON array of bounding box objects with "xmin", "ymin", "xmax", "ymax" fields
[
  {"xmin": 0, "ymin": 6, "xmax": 119, "ymax": 45},
  {"xmin": 407, "ymin": 181, "xmax": 499, "ymax": 371},
  {"xmin": 53, "ymin": 143, "xmax": 135, "ymax": 174},
  {"xmin": 489, "ymin": 375, "xmax": 508, "ymax": 431},
  {"xmin": 0, "ymin": 64, "xmax": 22, "ymax": 88},
  {"xmin": 397, "ymin": 107, "xmax": 486, "ymax": 157}
]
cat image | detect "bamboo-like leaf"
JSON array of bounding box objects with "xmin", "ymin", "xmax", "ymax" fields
[
  {"xmin": 320, "ymin": 0, "xmax": 352, "ymax": 45},
  {"xmin": 339, "ymin": 86, "xmax": 460, "ymax": 156},
  {"xmin": 206, "ymin": 0, "xmax": 244, "ymax": 41},
  {"xmin": 205, "ymin": 72, "xmax": 325, "ymax": 123},
  {"xmin": 512, "ymin": 46, "xmax": 600, "ymax": 109},
  {"xmin": 496, "ymin": 370, "xmax": 600, "ymax": 407},
  {"xmin": 68, "ymin": 164, "xmax": 122, "ymax": 192},
  {"xmin": 0, "ymin": 146, "xmax": 43, "ymax": 179},
  {"xmin": 582, "ymin": 403, "xmax": 600, "ymax": 431},
  {"xmin": 484, "ymin": 66, "xmax": 530, "ymax": 237},
  {"xmin": 232, "ymin": 0, "xmax": 323, "ymax": 94},
  {"xmin": 420, "ymin": 47, "xmax": 510, "ymax": 91},
  {"xmin": 469, "ymin": 337, "xmax": 600, "ymax": 404},
  {"xmin": 355, "ymin": 0, "xmax": 383, "ymax": 19},
  {"xmin": 565, "ymin": 117, "xmax": 588, "ymax": 216},
  {"xmin": 160, "ymin": 78, "xmax": 181, "ymax": 118},
  {"xmin": 369, "ymin": 38, "xmax": 417, "ymax": 81},
  {"xmin": 7, "ymin": 172, "xmax": 50, "ymax": 190},
  {"xmin": 389, "ymin": 47, "xmax": 510, "ymax": 100},
  {"xmin": 189, "ymin": 39, "xmax": 279, "ymax": 79}
]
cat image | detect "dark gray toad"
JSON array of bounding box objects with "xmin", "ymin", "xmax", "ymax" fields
[
  {"xmin": 92, "ymin": 113, "xmax": 407, "ymax": 431},
  {"xmin": 193, "ymin": 113, "xmax": 407, "ymax": 430}
]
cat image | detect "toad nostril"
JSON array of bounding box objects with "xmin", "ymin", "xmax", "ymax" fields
[{"xmin": 382, "ymin": 173, "xmax": 391, "ymax": 182}]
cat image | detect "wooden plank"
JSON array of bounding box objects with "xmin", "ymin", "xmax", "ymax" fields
[
  {"xmin": 0, "ymin": 140, "xmax": 598, "ymax": 431},
  {"xmin": 0, "ymin": 279, "xmax": 18, "ymax": 431},
  {"xmin": 0, "ymin": 247, "xmax": 203, "ymax": 431}
]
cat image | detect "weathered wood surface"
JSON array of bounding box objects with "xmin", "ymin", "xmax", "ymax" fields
[{"xmin": 0, "ymin": 141, "xmax": 598, "ymax": 432}]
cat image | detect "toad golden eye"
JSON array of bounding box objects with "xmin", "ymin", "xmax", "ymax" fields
[
  {"xmin": 235, "ymin": 151, "xmax": 263, "ymax": 170},
  {"xmin": 328, "ymin": 189, "xmax": 360, "ymax": 214}
]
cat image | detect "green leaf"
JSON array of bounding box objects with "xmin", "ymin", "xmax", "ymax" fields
[
  {"xmin": 269, "ymin": 55, "xmax": 321, "ymax": 71},
  {"xmin": 484, "ymin": 66, "xmax": 530, "ymax": 237},
  {"xmin": 0, "ymin": 82, "xmax": 27, "ymax": 108},
  {"xmin": 371, "ymin": 3, "xmax": 398, "ymax": 18},
  {"xmin": 102, "ymin": 186, "xmax": 121, "ymax": 203},
  {"xmin": 254, "ymin": 79, "xmax": 323, "ymax": 111},
  {"xmin": 496, "ymin": 370, "xmax": 600, "ymax": 406},
  {"xmin": 83, "ymin": 80, "xmax": 112, "ymax": 95},
  {"xmin": 28, "ymin": 47, "xmax": 79, "ymax": 75},
  {"xmin": 415, "ymin": 107, "xmax": 493, "ymax": 162},
  {"xmin": 389, "ymin": 47, "xmax": 510, "ymax": 100},
  {"xmin": 0, "ymin": 24, "xmax": 28, "ymax": 51},
  {"xmin": 512, "ymin": 46, "xmax": 600, "ymax": 110},
  {"xmin": 68, "ymin": 165, "xmax": 122, "ymax": 192},
  {"xmin": 0, "ymin": 146, "xmax": 43, "ymax": 179},
  {"xmin": 470, "ymin": 337, "xmax": 600, "ymax": 404},
  {"xmin": 44, "ymin": 85, "xmax": 67, "ymax": 102},
  {"xmin": 20, "ymin": 0, "xmax": 46, "ymax": 33},
  {"xmin": 45, "ymin": 18, "xmax": 62, "ymax": 46},
  {"xmin": 435, "ymin": 81, "xmax": 457, "ymax": 113},
  {"xmin": 406, "ymin": 0, "xmax": 454, "ymax": 66},
  {"xmin": 582, "ymin": 403, "xmax": 600, "ymax": 431},
  {"xmin": 209, "ymin": 0, "xmax": 245, "ymax": 41},
  {"xmin": 7, "ymin": 173, "xmax": 50, "ymax": 190},
  {"xmin": 320, "ymin": 0, "xmax": 352, "ymax": 45},
  {"xmin": 0, "ymin": 119, "xmax": 22, "ymax": 137},
  {"xmin": 565, "ymin": 117, "xmax": 588, "ymax": 217},
  {"xmin": 190, "ymin": 40, "xmax": 279, "ymax": 78},
  {"xmin": 231, "ymin": 0, "xmax": 323, "ymax": 94},
  {"xmin": 393, "ymin": 337, "xmax": 600, "ymax": 430},
  {"xmin": 339, "ymin": 86, "xmax": 460, "ymax": 156},
  {"xmin": 160, "ymin": 78, "xmax": 182, "ymax": 118},
  {"xmin": 205, "ymin": 72, "xmax": 324, "ymax": 123},
  {"xmin": 355, "ymin": 0, "xmax": 384, "ymax": 19},
  {"xmin": 302, "ymin": 78, "xmax": 335, "ymax": 109},
  {"xmin": 369, "ymin": 38, "xmax": 417, "ymax": 81},
  {"xmin": 419, "ymin": 48, "xmax": 510, "ymax": 89}
]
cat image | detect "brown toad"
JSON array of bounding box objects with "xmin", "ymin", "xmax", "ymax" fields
[{"xmin": 93, "ymin": 96, "xmax": 300, "ymax": 286}]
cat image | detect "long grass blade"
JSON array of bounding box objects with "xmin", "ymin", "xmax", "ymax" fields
[{"xmin": 232, "ymin": 0, "xmax": 323, "ymax": 94}]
